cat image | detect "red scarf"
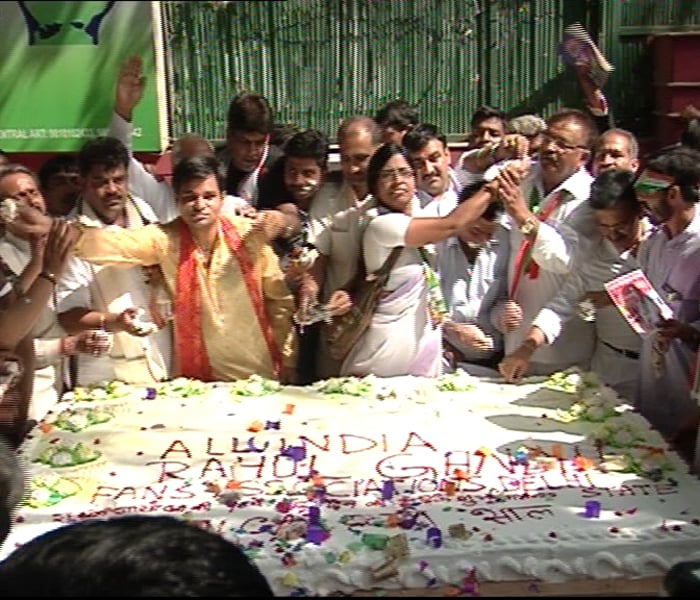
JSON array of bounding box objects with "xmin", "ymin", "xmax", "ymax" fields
[
  {"xmin": 175, "ymin": 217, "xmax": 282, "ymax": 381},
  {"xmin": 509, "ymin": 191, "xmax": 564, "ymax": 298}
]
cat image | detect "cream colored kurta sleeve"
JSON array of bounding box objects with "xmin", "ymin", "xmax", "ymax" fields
[
  {"xmin": 73, "ymin": 224, "xmax": 169, "ymax": 267},
  {"xmin": 239, "ymin": 223, "xmax": 298, "ymax": 371}
]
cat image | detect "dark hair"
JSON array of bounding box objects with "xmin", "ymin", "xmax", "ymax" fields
[
  {"xmin": 458, "ymin": 181, "xmax": 504, "ymax": 221},
  {"xmin": 366, "ymin": 143, "xmax": 413, "ymax": 199},
  {"xmin": 644, "ymin": 145, "xmax": 700, "ymax": 204},
  {"xmin": 172, "ymin": 155, "xmax": 225, "ymax": 195},
  {"xmin": 402, "ymin": 123, "xmax": 447, "ymax": 153},
  {"xmin": 547, "ymin": 108, "xmax": 599, "ymax": 150},
  {"xmin": 470, "ymin": 105, "xmax": 506, "ymax": 129},
  {"xmin": 0, "ymin": 149, "xmax": 10, "ymax": 167},
  {"xmin": 588, "ymin": 168, "xmax": 639, "ymax": 212},
  {"xmin": 283, "ymin": 128, "xmax": 329, "ymax": 169},
  {"xmin": 0, "ymin": 515, "xmax": 274, "ymax": 596},
  {"xmin": 373, "ymin": 100, "xmax": 419, "ymax": 131},
  {"xmin": 337, "ymin": 115, "xmax": 382, "ymax": 146},
  {"xmin": 226, "ymin": 92, "xmax": 275, "ymax": 136},
  {"xmin": 37, "ymin": 154, "xmax": 78, "ymax": 189},
  {"xmin": 680, "ymin": 118, "xmax": 700, "ymax": 152},
  {"xmin": 77, "ymin": 137, "xmax": 129, "ymax": 177}
]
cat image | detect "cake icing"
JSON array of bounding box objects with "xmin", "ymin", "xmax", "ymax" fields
[{"xmin": 3, "ymin": 369, "xmax": 700, "ymax": 596}]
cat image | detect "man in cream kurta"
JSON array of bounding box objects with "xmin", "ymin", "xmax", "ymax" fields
[
  {"xmin": 69, "ymin": 212, "xmax": 296, "ymax": 382},
  {"xmin": 15, "ymin": 155, "xmax": 297, "ymax": 383}
]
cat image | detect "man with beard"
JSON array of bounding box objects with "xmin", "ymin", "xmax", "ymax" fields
[
  {"xmin": 632, "ymin": 146, "xmax": 700, "ymax": 448},
  {"xmin": 493, "ymin": 108, "xmax": 599, "ymax": 377},
  {"xmin": 55, "ymin": 137, "xmax": 172, "ymax": 386}
]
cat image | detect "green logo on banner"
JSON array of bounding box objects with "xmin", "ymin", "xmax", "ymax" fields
[{"xmin": 18, "ymin": 0, "xmax": 116, "ymax": 45}]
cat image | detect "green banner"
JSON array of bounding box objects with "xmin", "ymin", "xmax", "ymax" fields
[{"xmin": 0, "ymin": 1, "xmax": 163, "ymax": 152}]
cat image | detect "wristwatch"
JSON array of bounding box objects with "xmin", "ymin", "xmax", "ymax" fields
[{"xmin": 518, "ymin": 217, "xmax": 538, "ymax": 236}]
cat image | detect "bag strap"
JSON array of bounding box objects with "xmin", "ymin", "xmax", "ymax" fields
[{"xmin": 372, "ymin": 246, "xmax": 403, "ymax": 278}]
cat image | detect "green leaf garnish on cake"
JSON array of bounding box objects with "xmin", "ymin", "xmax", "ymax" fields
[
  {"xmin": 33, "ymin": 442, "xmax": 102, "ymax": 468},
  {"xmin": 588, "ymin": 416, "xmax": 648, "ymax": 448},
  {"xmin": 54, "ymin": 407, "xmax": 114, "ymax": 432},
  {"xmin": 555, "ymin": 390, "xmax": 619, "ymax": 423},
  {"xmin": 542, "ymin": 368, "xmax": 600, "ymax": 395},
  {"xmin": 230, "ymin": 374, "xmax": 282, "ymax": 397},
  {"xmin": 65, "ymin": 380, "xmax": 130, "ymax": 402},
  {"xmin": 158, "ymin": 377, "xmax": 209, "ymax": 398},
  {"xmin": 436, "ymin": 368, "xmax": 477, "ymax": 392},
  {"xmin": 312, "ymin": 375, "xmax": 377, "ymax": 396},
  {"xmin": 25, "ymin": 474, "xmax": 81, "ymax": 508}
]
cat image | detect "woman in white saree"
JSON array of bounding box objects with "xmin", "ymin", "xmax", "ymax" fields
[{"xmin": 340, "ymin": 143, "xmax": 503, "ymax": 378}]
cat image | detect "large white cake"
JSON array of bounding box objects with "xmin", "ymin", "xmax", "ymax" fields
[{"xmin": 3, "ymin": 370, "xmax": 700, "ymax": 596}]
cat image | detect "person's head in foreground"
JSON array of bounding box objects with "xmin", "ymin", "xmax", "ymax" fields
[{"xmin": 0, "ymin": 514, "xmax": 274, "ymax": 596}]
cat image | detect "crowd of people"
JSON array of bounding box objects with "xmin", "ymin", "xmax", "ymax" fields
[
  {"xmin": 1, "ymin": 55, "xmax": 699, "ymax": 463},
  {"xmin": 0, "ymin": 41, "xmax": 699, "ymax": 593}
]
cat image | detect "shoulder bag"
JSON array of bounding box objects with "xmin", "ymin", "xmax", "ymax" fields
[{"xmin": 324, "ymin": 246, "xmax": 403, "ymax": 362}]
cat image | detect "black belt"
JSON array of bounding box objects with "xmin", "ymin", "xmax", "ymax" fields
[{"xmin": 602, "ymin": 340, "xmax": 640, "ymax": 360}]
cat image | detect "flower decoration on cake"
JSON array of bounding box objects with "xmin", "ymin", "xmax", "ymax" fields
[
  {"xmin": 230, "ymin": 374, "xmax": 282, "ymax": 397},
  {"xmin": 588, "ymin": 415, "xmax": 648, "ymax": 448},
  {"xmin": 33, "ymin": 442, "xmax": 102, "ymax": 468},
  {"xmin": 25, "ymin": 474, "xmax": 81, "ymax": 508},
  {"xmin": 542, "ymin": 368, "xmax": 601, "ymax": 395},
  {"xmin": 555, "ymin": 389, "xmax": 620, "ymax": 423},
  {"xmin": 157, "ymin": 377, "xmax": 209, "ymax": 398},
  {"xmin": 436, "ymin": 368, "xmax": 478, "ymax": 392},
  {"xmin": 65, "ymin": 380, "xmax": 131, "ymax": 402},
  {"xmin": 53, "ymin": 406, "xmax": 114, "ymax": 432},
  {"xmin": 312, "ymin": 375, "xmax": 377, "ymax": 396}
]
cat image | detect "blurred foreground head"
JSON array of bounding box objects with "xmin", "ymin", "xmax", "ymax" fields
[{"xmin": 0, "ymin": 514, "xmax": 274, "ymax": 597}]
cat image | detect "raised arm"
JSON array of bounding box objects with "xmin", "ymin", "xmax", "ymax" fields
[{"xmin": 403, "ymin": 181, "xmax": 499, "ymax": 247}]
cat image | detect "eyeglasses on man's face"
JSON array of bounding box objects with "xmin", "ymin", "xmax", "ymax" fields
[{"xmin": 541, "ymin": 133, "xmax": 587, "ymax": 153}]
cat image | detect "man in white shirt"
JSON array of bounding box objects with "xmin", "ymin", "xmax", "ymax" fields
[
  {"xmin": 439, "ymin": 182, "xmax": 510, "ymax": 376},
  {"xmin": 0, "ymin": 164, "xmax": 109, "ymax": 420},
  {"xmin": 499, "ymin": 128, "xmax": 643, "ymax": 397},
  {"xmin": 493, "ymin": 108, "xmax": 599, "ymax": 376},
  {"xmin": 402, "ymin": 123, "xmax": 461, "ymax": 217},
  {"xmin": 56, "ymin": 137, "xmax": 172, "ymax": 386},
  {"xmin": 633, "ymin": 146, "xmax": 700, "ymax": 444},
  {"xmin": 498, "ymin": 168, "xmax": 648, "ymax": 400}
]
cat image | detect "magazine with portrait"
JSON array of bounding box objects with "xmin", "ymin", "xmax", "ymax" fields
[{"xmin": 604, "ymin": 268, "xmax": 674, "ymax": 337}]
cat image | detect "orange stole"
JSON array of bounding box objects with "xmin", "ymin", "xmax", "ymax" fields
[{"xmin": 175, "ymin": 218, "xmax": 283, "ymax": 382}]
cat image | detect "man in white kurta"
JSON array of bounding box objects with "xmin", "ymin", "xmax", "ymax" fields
[
  {"xmin": 55, "ymin": 137, "xmax": 172, "ymax": 386},
  {"xmin": 493, "ymin": 110, "xmax": 598, "ymax": 376},
  {"xmin": 633, "ymin": 148, "xmax": 700, "ymax": 442},
  {"xmin": 508, "ymin": 169, "xmax": 651, "ymax": 400}
]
